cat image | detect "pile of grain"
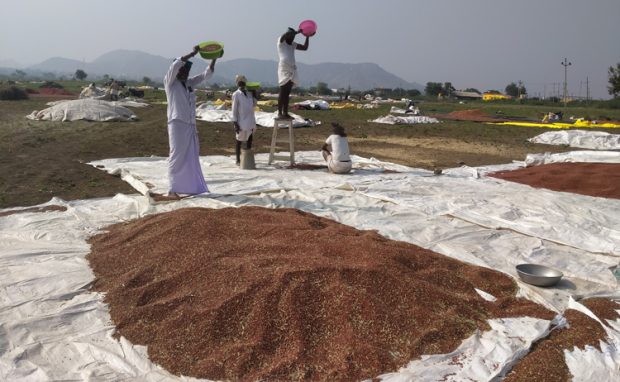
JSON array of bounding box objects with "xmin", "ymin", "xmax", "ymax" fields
[
  {"xmin": 88, "ymin": 207, "xmax": 554, "ymax": 381},
  {"xmin": 489, "ymin": 163, "xmax": 620, "ymax": 199}
]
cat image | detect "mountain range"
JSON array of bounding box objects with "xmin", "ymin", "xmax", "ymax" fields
[{"xmin": 9, "ymin": 49, "xmax": 422, "ymax": 91}]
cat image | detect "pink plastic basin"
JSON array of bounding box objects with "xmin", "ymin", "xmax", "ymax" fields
[{"xmin": 299, "ymin": 20, "xmax": 317, "ymax": 37}]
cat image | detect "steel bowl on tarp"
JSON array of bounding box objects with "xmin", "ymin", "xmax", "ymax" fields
[
  {"xmin": 198, "ymin": 41, "xmax": 224, "ymax": 59},
  {"xmin": 298, "ymin": 20, "xmax": 317, "ymax": 37},
  {"xmin": 516, "ymin": 264, "xmax": 563, "ymax": 287}
]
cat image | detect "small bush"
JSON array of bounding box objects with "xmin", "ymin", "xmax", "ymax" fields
[
  {"xmin": 0, "ymin": 86, "xmax": 29, "ymax": 100},
  {"xmin": 597, "ymin": 98, "xmax": 620, "ymax": 110},
  {"xmin": 40, "ymin": 81, "xmax": 64, "ymax": 89}
]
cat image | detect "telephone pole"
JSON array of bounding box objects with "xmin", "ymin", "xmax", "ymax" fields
[{"xmin": 561, "ymin": 58, "xmax": 571, "ymax": 107}]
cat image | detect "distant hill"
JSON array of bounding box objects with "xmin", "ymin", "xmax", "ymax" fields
[{"xmin": 23, "ymin": 49, "xmax": 422, "ymax": 91}]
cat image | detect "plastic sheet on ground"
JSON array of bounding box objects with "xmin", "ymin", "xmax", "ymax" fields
[
  {"xmin": 390, "ymin": 106, "xmax": 420, "ymax": 115},
  {"xmin": 46, "ymin": 98, "xmax": 149, "ymax": 109},
  {"xmin": 370, "ymin": 114, "xmax": 439, "ymax": 124},
  {"xmin": 196, "ymin": 107, "xmax": 318, "ymax": 127},
  {"xmin": 491, "ymin": 121, "xmax": 620, "ymax": 129},
  {"xmin": 293, "ymin": 99, "xmax": 330, "ymax": 110},
  {"xmin": 330, "ymin": 102, "xmax": 357, "ymax": 109},
  {"xmin": 525, "ymin": 150, "xmax": 620, "ymax": 166},
  {"xmin": 528, "ymin": 130, "xmax": 620, "ymax": 150},
  {"xmin": 25, "ymin": 99, "xmax": 138, "ymax": 122},
  {"xmin": 2, "ymin": 151, "xmax": 619, "ymax": 381}
]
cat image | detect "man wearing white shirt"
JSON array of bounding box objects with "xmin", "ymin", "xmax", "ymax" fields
[
  {"xmin": 321, "ymin": 123, "xmax": 352, "ymax": 174},
  {"xmin": 277, "ymin": 27, "xmax": 310, "ymax": 119},
  {"xmin": 164, "ymin": 45, "xmax": 217, "ymax": 196},
  {"xmin": 231, "ymin": 74, "xmax": 257, "ymax": 166}
]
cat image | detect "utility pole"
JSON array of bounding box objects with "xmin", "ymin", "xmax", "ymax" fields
[
  {"xmin": 586, "ymin": 77, "xmax": 590, "ymax": 106},
  {"xmin": 561, "ymin": 58, "xmax": 572, "ymax": 108}
]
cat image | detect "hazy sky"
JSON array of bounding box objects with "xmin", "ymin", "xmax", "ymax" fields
[{"xmin": 2, "ymin": 0, "xmax": 619, "ymax": 98}]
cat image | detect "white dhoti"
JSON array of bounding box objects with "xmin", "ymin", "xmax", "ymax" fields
[
  {"xmin": 323, "ymin": 152, "xmax": 352, "ymax": 174},
  {"xmin": 236, "ymin": 128, "xmax": 254, "ymax": 142},
  {"xmin": 278, "ymin": 62, "xmax": 298, "ymax": 87},
  {"xmin": 167, "ymin": 120, "xmax": 209, "ymax": 194}
]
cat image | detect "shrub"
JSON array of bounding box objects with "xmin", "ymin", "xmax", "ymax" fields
[
  {"xmin": 40, "ymin": 81, "xmax": 64, "ymax": 89},
  {"xmin": 0, "ymin": 86, "xmax": 29, "ymax": 100},
  {"xmin": 594, "ymin": 98, "xmax": 620, "ymax": 110}
]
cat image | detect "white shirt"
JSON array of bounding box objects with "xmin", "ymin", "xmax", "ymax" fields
[
  {"xmin": 325, "ymin": 135, "xmax": 351, "ymax": 162},
  {"xmin": 231, "ymin": 88, "xmax": 257, "ymax": 132},
  {"xmin": 164, "ymin": 58, "xmax": 214, "ymax": 124},
  {"xmin": 277, "ymin": 38, "xmax": 298, "ymax": 68}
]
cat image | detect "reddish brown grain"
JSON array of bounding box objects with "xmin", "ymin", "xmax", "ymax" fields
[{"xmin": 88, "ymin": 207, "xmax": 554, "ymax": 381}]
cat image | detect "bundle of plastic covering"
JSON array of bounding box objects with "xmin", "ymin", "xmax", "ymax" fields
[
  {"xmin": 26, "ymin": 99, "xmax": 138, "ymax": 122},
  {"xmin": 370, "ymin": 114, "xmax": 439, "ymax": 124},
  {"xmin": 528, "ymin": 129, "xmax": 620, "ymax": 150}
]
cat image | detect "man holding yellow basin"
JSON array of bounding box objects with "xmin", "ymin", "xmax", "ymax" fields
[{"xmin": 163, "ymin": 45, "xmax": 217, "ymax": 197}]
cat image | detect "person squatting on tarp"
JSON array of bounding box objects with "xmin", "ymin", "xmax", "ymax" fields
[
  {"xmin": 231, "ymin": 74, "xmax": 257, "ymax": 166},
  {"xmin": 164, "ymin": 45, "xmax": 217, "ymax": 196},
  {"xmin": 277, "ymin": 27, "xmax": 310, "ymax": 119},
  {"xmin": 321, "ymin": 122, "xmax": 352, "ymax": 174}
]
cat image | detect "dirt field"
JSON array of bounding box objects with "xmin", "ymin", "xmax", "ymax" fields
[{"xmin": 1, "ymin": 94, "xmax": 618, "ymax": 208}]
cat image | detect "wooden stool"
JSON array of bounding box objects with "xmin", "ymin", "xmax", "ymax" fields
[{"xmin": 268, "ymin": 118, "xmax": 295, "ymax": 165}]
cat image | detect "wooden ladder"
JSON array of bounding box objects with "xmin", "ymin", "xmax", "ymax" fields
[{"xmin": 268, "ymin": 118, "xmax": 295, "ymax": 165}]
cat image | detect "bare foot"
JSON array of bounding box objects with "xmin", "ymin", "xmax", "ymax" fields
[{"xmin": 149, "ymin": 192, "xmax": 183, "ymax": 202}]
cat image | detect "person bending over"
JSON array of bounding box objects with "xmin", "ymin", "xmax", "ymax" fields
[
  {"xmin": 321, "ymin": 123, "xmax": 352, "ymax": 174},
  {"xmin": 276, "ymin": 27, "xmax": 309, "ymax": 119}
]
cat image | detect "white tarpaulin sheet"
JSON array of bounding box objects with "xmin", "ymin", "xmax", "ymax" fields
[
  {"xmin": 370, "ymin": 114, "xmax": 439, "ymax": 124},
  {"xmin": 528, "ymin": 130, "xmax": 620, "ymax": 150},
  {"xmin": 26, "ymin": 99, "xmax": 138, "ymax": 122},
  {"xmin": 525, "ymin": 150, "xmax": 620, "ymax": 166},
  {"xmin": 196, "ymin": 106, "xmax": 317, "ymax": 128},
  {"xmin": 389, "ymin": 106, "xmax": 420, "ymax": 115},
  {"xmin": 46, "ymin": 98, "xmax": 150, "ymax": 109},
  {"xmin": 294, "ymin": 99, "xmax": 330, "ymax": 110},
  {"xmin": 2, "ymin": 151, "xmax": 619, "ymax": 381}
]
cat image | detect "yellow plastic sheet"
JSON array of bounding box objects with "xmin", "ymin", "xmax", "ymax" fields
[
  {"xmin": 257, "ymin": 100, "xmax": 278, "ymax": 107},
  {"xmin": 330, "ymin": 102, "xmax": 357, "ymax": 109},
  {"xmin": 213, "ymin": 99, "xmax": 232, "ymax": 107},
  {"xmin": 489, "ymin": 121, "xmax": 620, "ymax": 129},
  {"xmin": 482, "ymin": 94, "xmax": 512, "ymax": 101}
]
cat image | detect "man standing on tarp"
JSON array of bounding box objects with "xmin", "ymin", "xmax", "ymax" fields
[
  {"xmin": 231, "ymin": 74, "xmax": 257, "ymax": 166},
  {"xmin": 164, "ymin": 45, "xmax": 217, "ymax": 197}
]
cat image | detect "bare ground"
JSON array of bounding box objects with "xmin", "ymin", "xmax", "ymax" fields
[{"xmin": 0, "ymin": 96, "xmax": 603, "ymax": 208}]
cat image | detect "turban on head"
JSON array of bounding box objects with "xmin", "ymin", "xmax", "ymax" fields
[{"xmin": 235, "ymin": 74, "xmax": 247, "ymax": 85}]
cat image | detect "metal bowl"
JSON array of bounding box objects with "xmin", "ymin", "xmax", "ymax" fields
[{"xmin": 516, "ymin": 264, "xmax": 563, "ymax": 287}]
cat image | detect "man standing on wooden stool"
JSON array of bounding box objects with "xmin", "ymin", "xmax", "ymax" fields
[
  {"xmin": 277, "ymin": 27, "xmax": 310, "ymax": 119},
  {"xmin": 231, "ymin": 74, "xmax": 257, "ymax": 166}
]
